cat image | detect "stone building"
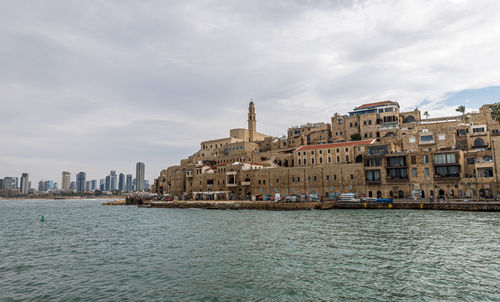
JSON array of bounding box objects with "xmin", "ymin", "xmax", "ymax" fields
[{"xmin": 153, "ymin": 101, "xmax": 500, "ymax": 201}]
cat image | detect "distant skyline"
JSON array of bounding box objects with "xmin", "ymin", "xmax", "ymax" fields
[{"xmin": 2, "ymin": 1, "xmax": 500, "ymax": 183}]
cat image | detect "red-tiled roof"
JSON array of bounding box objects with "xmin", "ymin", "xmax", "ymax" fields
[
  {"xmin": 295, "ymin": 139, "xmax": 375, "ymax": 152},
  {"xmin": 355, "ymin": 101, "xmax": 394, "ymax": 110}
]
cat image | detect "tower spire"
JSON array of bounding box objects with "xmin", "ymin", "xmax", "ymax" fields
[{"xmin": 248, "ymin": 100, "xmax": 256, "ymax": 142}]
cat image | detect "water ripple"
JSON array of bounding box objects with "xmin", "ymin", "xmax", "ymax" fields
[{"xmin": 0, "ymin": 200, "xmax": 499, "ymax": 301}]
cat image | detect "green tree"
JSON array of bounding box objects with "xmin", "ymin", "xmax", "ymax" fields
[
  {"xmin": 456, "ymin": 105, "xmax": 466, "ymax": 120},
  {"xmin": 491, "ymin": 104, "xmax": 500, "ymax": 122}
]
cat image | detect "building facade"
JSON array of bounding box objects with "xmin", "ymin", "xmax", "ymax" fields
[
  {"xmin": 136, "ymin": 162, "xmax": 145, "ymax": 191},
  {"xmin": 62, "ymin": 171, "xmax": 71, "ymax": 192},
  {"xmin": 76, "ymin": 172, "xmax": 86, "ymax": 193},
  {"xmin": 154, "ymin": 101, "xmax": 500, "ymax": 201}
]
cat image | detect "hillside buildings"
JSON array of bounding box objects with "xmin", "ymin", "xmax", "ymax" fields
[{"xmin": 153, "ymin": 100, "xmax": 500, "ymax": 201}]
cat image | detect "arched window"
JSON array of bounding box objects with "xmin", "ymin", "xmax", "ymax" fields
[
  {"xmin": 473, "ymin": 138, "xmax": 485, "ymax": 147},
  {"xmin": 355, "ymin": 155, "xmax": 363, "ymax": 163},
  {"xmin": 384, "ymin": 132, "xmax": 395, "ymax": 138},
  {"xmin": 403, "ymin": 115, "xmax": 416, "ymax": 123},
  {"xmin": 458, "ymin": 129, "xmax": 467, "ymax": 136}
]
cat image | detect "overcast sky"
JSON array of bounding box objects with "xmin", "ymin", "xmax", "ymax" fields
[{"xmin": 2, "ymin": 0, "xmax": 500, "ymax": 185}]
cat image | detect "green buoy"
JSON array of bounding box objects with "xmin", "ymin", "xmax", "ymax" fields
[{"xmin": 41, "ymin": 216, "xmax": 44, "ymax": 222}]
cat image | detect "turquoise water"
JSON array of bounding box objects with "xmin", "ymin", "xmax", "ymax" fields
[{"xmin": 0, "ymin": 199, "xmax": 499, "ymax": 301}]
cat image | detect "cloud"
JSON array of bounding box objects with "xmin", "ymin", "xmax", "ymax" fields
[{"xmin": 2, "ymin": 0, "xmax": 500, "ymax": 183}]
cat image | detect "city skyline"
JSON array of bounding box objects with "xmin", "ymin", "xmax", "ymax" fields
[
  {"xmin": 3, "ymin": 1, "xmax": 500, "ymax": 184},
  {"xmin": 0, "ymin": 165, "xmax": 151, "ymax": 193}
]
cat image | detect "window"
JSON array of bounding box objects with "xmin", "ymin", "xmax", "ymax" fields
[
  {"xmin": 345, "ymin": 155, "xmax": 349, "ymax": 162},
  {"xmin": 388, "ymin": 157, "xmax": 406, "ymax": 167},
  {"xmin": 319, "ymin": 157, "xmax": 323, "ymax": 164},
  {"xmin": 350, "ymin": 122, "xmax": 353, "ymax": 127},
  {"xmin": 367, "ymin": 158, "xmax": 381, "ymax": 166},
  {"xmin": 412, "ymin": 168, "xmax": 417, "ymax": 177},
  {"xmin": 366, "ymin": 170, "xmax": 380, "ymax": 181},
  {"xmin": 350, "ymin": 174, "xmax": 354, "ymax": 180},
  {"xmin": 298, "ymin": 159, "xmax": 301, "ymax": 165},
  {"xmin": 466, "ymin": 158, "xmax": 476, "ymax": 164},
  {"xmin": 423, "ymin": 155, "xmax": 429, "ymax": 164},
  {"xmin": 363, "ymin": 121, "xmax": 367, "ymax": 126},
  {"xmin": 297, "ymin": 177, "xmax": 300, "ymax": 183},
  {"xmin": 411, "ymin": 156, "xmax": 416, "ymax": 165},
  {"xmin": 313, "ymin": 176, "xmax": 317, "ymax": 181},
  {"xmin": 473, "ymin": 138, "xmax": 486, "ymax": 147},
  {"xmin": 435, "ymin": 166, "xmax": 459, "ymax": 177},
  {"xmin": 328, "ymin": 157, "xmax": 332, "ymax": 163},
  {"xmin": 311, "ymin": 158, "xmax": 315, "ymax": 164},
  {"xmin": 345, "ymin": 148, "xmax": 349, "ymax": 152},
  {"xmin": 304, "ymin": 159, "xmax": 307, "ymax": 165},
  {"xmin": 420, "ymin": 135, "xmax": 434, "ymax": 142},
  {"xmin": 276, "ymin": 179, "xmax": 279, "ymax": 184},
  {"xmin": 334, "ymin": 175, "xmax": 337, "ymax": 180},
  {"xmin": 473, "ymin": 127, "xmax": 485, "ymax": 133},
  {"xmin": 336, "ymin": 156, "xmax": 340, "ymax": 163},
  {"xmin": 438, "ymin": 134, "xmax": 445, "ymax": 140},
  {"xmin": 434, "ymin": 153, "xmax": 456, "ymax": 164},
  {"xmin": 387, "ymin": 168, "xmax": 408, "ymax": 179},
  {"xmin": 369, "ymin": 120, "xmax": 372, "ymax": 125},
  {"xmin": 425, "ymin": 167, "xmax": 430, "ymax": 177},
  {"xmin": 326, "ymin": 175, "xmax": 330, "ymax": 181}
]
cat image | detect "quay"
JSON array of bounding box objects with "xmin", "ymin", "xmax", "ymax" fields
[{"xmin": 123, "ymin": 198, "xmax": 500, "ymax": 211}]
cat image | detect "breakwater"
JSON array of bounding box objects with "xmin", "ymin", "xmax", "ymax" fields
[{"xmin": 135, "ymin": 199, "xmax": 500, "ymax": 211}]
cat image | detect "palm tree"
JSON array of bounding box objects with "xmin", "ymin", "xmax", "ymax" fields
[
  {"xmin": 423, "ymin": 111, "xmax": 429, "ymax": 119},
  {"xmin": 456, "ymin": 105, "xmax": 466, "ymax": 120}
]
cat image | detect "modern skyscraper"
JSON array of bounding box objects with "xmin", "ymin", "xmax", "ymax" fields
[
  {"xmin": 70, "ymin": 181, "xmax": 76, "ymax": 191},
  {"xmin": 136, "ymin": 162, "xmax": 145, "ymax": 191},
  {"xmin": 76, "ymin": 172, "xmax": 86, "ymax": 193},
  {"xmin": 99, "ymin": 179, "xmax": 105, "ymax": 191},
  {"xmin": 110, "ymin": 171, "xmax": 118, "ymax": 191},
  {"xmin": 13, "ymin": 177, "xmax": 19, "ymax": 189},
  {"xmin": 20, "ymin": 173, "xmax": 29, "ymax": 195},
  {"xmin": 126, "ymin": 174, "xmax": 133, "ymax": 192},
  {"xmin": 62, "ymin": 171, "xmax": 71, "ymax": 191},
  {"xmin": 3, "ymin": 177, "xmax": 15, "ymax": 189},
  {"xmin": 105, "ymin": 175, "xmax": 111, "ymax": 191},
  {"xmin": 38, "ymin": 181, "xmax": 44, "ymax": 192},
  {"xmin": 91, "ymin": 180, "xmax": 97, "ymax": 191},
  {"xmin": 85, "ymin": 181, "xmax": 91, "ymax": 192},
  {"xmin": 118, "ymin": 173, "xmax": 125, "ymax": 191}
]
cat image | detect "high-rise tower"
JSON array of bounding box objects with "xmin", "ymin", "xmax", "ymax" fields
[
  {"xmin": 136, "ymin": 162, "xmax": 145, "ymax": 191},
  {"xmin": 248, "ymin": 101, "xmax": 256, "ymax": 142}
]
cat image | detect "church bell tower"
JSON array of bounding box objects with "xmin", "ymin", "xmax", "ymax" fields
[{"xmin": 248, "ymin": 101, "xmax": 256, "ymax": 142}]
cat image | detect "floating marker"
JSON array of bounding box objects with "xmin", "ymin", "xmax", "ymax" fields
[{"xmin": 41, "ymin": 216, "xmax": 44, "ymax": 222}]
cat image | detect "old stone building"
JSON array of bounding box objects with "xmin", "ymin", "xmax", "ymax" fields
[{"xmin": 153, "ymin": 101, "xmax": 500, "ymax": 201}]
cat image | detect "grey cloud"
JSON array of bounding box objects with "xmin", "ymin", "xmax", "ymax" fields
[{"xmin": 2, "ymin": 0, "xmax": 500, "ymax": 184}]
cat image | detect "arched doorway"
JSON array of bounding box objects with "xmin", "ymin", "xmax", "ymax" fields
[
  {"xmin": 377, "ymin": 191, "xmax": 382, "ymax": 198},
  {"xmin": 398, "ymin": 190, "xmax": 404, "ymax": 198}
]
